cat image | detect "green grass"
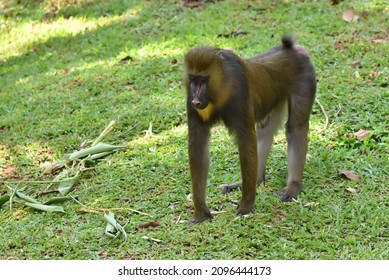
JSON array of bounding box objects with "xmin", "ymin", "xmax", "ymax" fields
[{"xmin": 0, "ymin": 0, "xmax": 388, "ymax": 259}]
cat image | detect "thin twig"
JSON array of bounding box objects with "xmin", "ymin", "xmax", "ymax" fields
[
  {"xmin": 142, "ymin": 236, "xmax": 162, "ymax": 243},
  {"xmin": 76, "ymin": 205, "xmax": 153, "ymax": 217},
  {"xmin": 176, "ymin": 212, "xmax": 183, "ymax": 224},
  {"xmin": 37, "ymin": 190, "xmax": 59, "ymax": 196},
  {"xmin": 315, "ymin": 98, "xmax": 329, "ymax": 133}
]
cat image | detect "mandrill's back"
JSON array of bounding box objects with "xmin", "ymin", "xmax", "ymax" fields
[{"xmin": 244, "ymin": 36, "xmax": 316, "ymax": 121}]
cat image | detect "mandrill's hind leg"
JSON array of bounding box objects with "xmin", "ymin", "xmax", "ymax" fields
[
  {"xmin": 277, "ymin": 91, "xmax": 315, "ymax": 202},
  {"xmin": 256, "ymin": 101, "xmax": 286, "ymax": 186}
]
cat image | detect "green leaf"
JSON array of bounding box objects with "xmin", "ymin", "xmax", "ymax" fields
[
  {"xmin": 68, "ymin": 142, "xmax": 125, "ymax": 160},
  {"xmin": 52, "ymin": 168, "xmax": 80, "ymax": 196},
  {"xmin": 58, "ymin": 176, "xmax": 79, "ymax": 196},
  {"xmin": 104, "ymin": 212, "xmax": 118, "ymax": 238},
  {"xmin": 15, "ymin": 191, "xmax": 40, "ymax": 204},
  {"xmin": 89, "ymin": 151, "xmax": 115, "ymax": 160},
  {"xmin": 0, "ymin": 195, "xmax": 10, "ymax": 208},
  {"xmin": 53, "ymin": 169, "xmax": 73, "ymax": 182},
  {"xmin": 43, "ymin": 197, "xmax": 73, "ymax": 205},
  {"xmin": 104, "ymin": 212, "xmax": 127, "ymax": 240},
  {"xmin": 91, "ymin": 120, "xmax": 117, "ymax": 146},
  {"xmin": 25, "ymin": 202, "xmax": 65, "ymax": 213}
]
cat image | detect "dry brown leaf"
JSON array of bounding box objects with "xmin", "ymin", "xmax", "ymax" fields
[
  {"xmin": 369, "ymin": 70, "xmax": 380, "ymax": 79},
  {"xmin": 342, "ymin": 7, "xmax": 368, "ymax": 22},
  {"xmin": 353, "ymin": 129, "xmax": 372, "ymax": 140},
  {"xmin": 138, "ymin": 221, "xmax": 160, "ymax": 229},
  {"xmin": 334, "ymin": 41, "xmax": 343, "ymax": 49},
  {"xmin": 339, "ymin": 170, "xmax": 361, "ymax": 181},
  {"xmin": 342, "ymin": 7, "xmax": 354, "ymax": 22},
  {"xmin": 352, "ymin": 61, "xmax": 361, "ymax": 68}
]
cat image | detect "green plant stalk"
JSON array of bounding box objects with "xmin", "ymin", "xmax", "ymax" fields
[
  {"xmin": 68, "ymin": 142, "xmax": 125, "ymax": 160},
  {"xmin": 91, "ymin": 120, "xmax": 117, "ymax": 146}
]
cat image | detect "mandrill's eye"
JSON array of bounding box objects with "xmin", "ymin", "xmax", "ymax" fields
[{"xmin": 189, "ymin": 75, "xmax": 209, "ymax": 83}]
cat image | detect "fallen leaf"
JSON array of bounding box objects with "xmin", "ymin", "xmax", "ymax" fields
[
  {"xmin": 15, "ymin": 191, "xmax": 40, "ymax": 204},
  {"xmin": 333, "ymin": 41, "xmax": 342, "ymax": 49},
  {"xmin": 339, "ymin": 170, "xmax": 361, "ymax": 181},
  {"xmin": 353, "ymin": 129, "xmax": 371, "ymax": 140},
  {"xmin": 138, "ymin": 221, "xmax": 160, "ymax": 229},
  {"xmin": 369, "ymin": 70, "xmax": 380, "ymax": 79},
  {"xmin": 342, "ymin": 7, "xmax": 367, "ymax": 22},
  {"xmin": 25, "ymin": 202, "xmax": 65, "ymax": 213},
  {"xmin": 351, "ymin": 61, "xmax": 361, "ymax": 68},
  {"xmin": 346, "ymin": 187, "xmax": 358, "ymax": 194},
  {"xmin": 104, "ymin": 212, "xmax": 128, "ymax": 240},
  {"xmin": 43, "ymin": 197, "xmax": 73, "ymax": 205},
  {"xmin": 342, "ymin": 7, "xmax": 354, "ymax": 22},
  {"xmin": 42, "ymin": 161, "xmax": 66, "ymax": 174}
]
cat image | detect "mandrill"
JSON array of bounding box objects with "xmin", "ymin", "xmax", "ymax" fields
[{"xmin": 184, "ymin": 36, "xmax": 316, "ymax": 224}]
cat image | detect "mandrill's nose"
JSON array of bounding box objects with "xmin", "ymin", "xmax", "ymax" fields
[{"xmin": 191, "ymin": 99, "xmax": 202, "ymax": 109}]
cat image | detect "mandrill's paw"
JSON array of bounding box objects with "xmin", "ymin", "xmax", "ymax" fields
[
  {"xmin": 187, "ymin": 212, "xmax": 213, "ymax": 226},
  {"xmin": 276, "ymin": 182, "xmax": 303, "ymax": 202},
  {"xmin": 220, "ymin": 184, "xmax": 236, "ymax": 195},
  {"xmin": 220, "ymin": 182, "xmax": 242, "ymax": 195},
  {"xmin": 276, "ymin": 188, "xmax": 296, "ymax": 202},
  {"xmin": 235, "ymin": 202, "xmax": 254, "ymax": 216}
]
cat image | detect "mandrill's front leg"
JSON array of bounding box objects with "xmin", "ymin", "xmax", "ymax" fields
[{"xmin": 187, "ymin": 118, "xmax": 213, "ymax": 225}]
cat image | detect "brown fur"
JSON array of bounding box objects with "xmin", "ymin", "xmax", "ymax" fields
[{"xmin": 185, "ymin": 36, "xmax": 316, "ymax": 224}]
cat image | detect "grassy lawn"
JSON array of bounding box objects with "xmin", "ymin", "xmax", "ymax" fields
[{"xmin": 0, "ymin": 0, "xmax": 388, "ymax": 259}]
